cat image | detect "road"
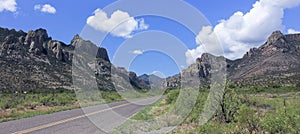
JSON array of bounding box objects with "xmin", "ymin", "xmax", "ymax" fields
[{"xmin": 0, "ymin": 96, "xmax": 162, "ymax": 134}]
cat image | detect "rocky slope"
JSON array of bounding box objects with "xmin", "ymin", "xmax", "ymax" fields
[
  {"xmin": 0, "ymin": 27, "xmax": 148, "ymax": 91},
  {"xmin": 1, "ymin": 27, "xmax": 299, "ymax": 91},
  {"xmin": 138, "ymin": 74, "xmax": 164, "ymax": 89},
  {"xmin": 165, "ymin": 31, "xmax": 300, "ymax": 88},
  {"xmin": 0, "ymin": 28, "xmax": 74, "ymax": 91},
  {"xmin": 164, "ymin": 53, "xmax": 226, "ymax": 89},
  {"xmin": 228, "ymin": 31, "xmax": 300, "ymax": 86}
]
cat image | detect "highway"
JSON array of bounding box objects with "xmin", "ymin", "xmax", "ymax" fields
[{"xmin": 0, "ymin": 96, "xmax": 161, "ymax": 134}]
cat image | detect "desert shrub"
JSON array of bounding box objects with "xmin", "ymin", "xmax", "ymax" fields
[
  {"xmin": 197, "ymin": 122, "xmax": 238, "ymax": 133},
  {"xmin": 236, "ymin": 105, "xmax": 260, "ymax": 132},
  {"xmin": 270, "ymin": 83, "xmax": 281, "ymax": 88},
  {"xmin": 216, "ymin": 83, "xmax": 241, "ymax": 123},
  {"xmin": 296, "ymin": 82, "xmax": 300, "ymax": 88},
  {"xmin": 101, "ymin": 91, "xmax": 123, "ymax": 103},
  {"xmin": 261, "ymin": 112, "xmax": 294, "ymax": 133},
  {"xmin": 185, "ymin": 93, "xmax": 208, "ymax": 123},
  {"xmin": 171, "ymin": 89, "xmax": 198, "ymax": 117},
  {"xmin": 166, "ymin": 89, "xmax": 180, "ymax": 104},
  {"xmin": 2, "ymin": 94, "xmax": 25, "ymax": 109},
  {"xmin": 24, "ymin": 101, "xmax": 39, "ymax": 109}
]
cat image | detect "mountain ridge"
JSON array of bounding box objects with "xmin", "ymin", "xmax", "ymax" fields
[
  {"xmin": 1, "ymin": 27, "xmax": 299, "ymax": 91},
  {"xmin": 0, "ymin": 27, "xmax": 148, "ymax": 91},
  {"xmin": 165, "ymin": 31, "xmax": 300, "ymax": 88}
]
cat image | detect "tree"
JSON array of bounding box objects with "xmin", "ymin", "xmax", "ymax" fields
[{"xmin": 216, "ymin": 81, "xmax": 241, "ymax": 123}]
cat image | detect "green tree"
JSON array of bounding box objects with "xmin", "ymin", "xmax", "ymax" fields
[{"xmin": 216, "ymin": 81, "xmax": 241, "ymax": 123}]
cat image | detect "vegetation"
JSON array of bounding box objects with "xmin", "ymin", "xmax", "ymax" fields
[
  {"xmin": 128, "ymin": 83, "xmax": 300, "ymax": 133},
  {"xmin": 0, "ymin": 89, "xmax": 77, "ymax": 122}
]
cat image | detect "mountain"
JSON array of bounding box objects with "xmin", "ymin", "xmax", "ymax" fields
[
  {"xmin": 227, "ymin": 31, "xmax": 300, "ymax": 86},
  {"xmin": 164, "ymin": 53, "xmax": 226, "ymax": 89},
  {"xmin": 0, "ymin": 27, "xmax": 147, "ymax": 91},
  {"xmin": 0, "ymin": 28, "xmax": 73, "ymax": 91},
  {"xmin": 165, "ymin": 31, "xmax": 300, "ymax": 88},
  {"xmin": 138, "ymin": 74, "xmax": 165, "ymax": 89},
  {"xmin": 1, "ymin": 27, "xmax": 299, "ymax": 91}
]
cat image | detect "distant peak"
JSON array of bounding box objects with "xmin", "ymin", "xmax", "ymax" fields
[
  {"xmin": 27, "ymin": 28, "xmax": 50, "ymax": 39},
  {"xmin": 140, "ymin": 74, "xmax": 148, "ymax": 77},
  {"xmin": 34, "ymin": 28, "xmax": 48, "ymax": 34},
  {"xmin": 72, "ymin": 34, "xmax": 81, "ymax": 40},
  {"xmin": 267, "ymin": 30, "xmax": 284, "ymax": 44},
  {"xmin": 70, "ymin": 34, "xmax": 83, "ymax": 45},
  {"xmin": 196, "ymin": 53, "xmax": 216, "ymax": 63}
]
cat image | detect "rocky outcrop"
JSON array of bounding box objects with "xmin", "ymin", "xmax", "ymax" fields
[
  {"xmin": 25, "ymin": 29, "xmax": 51, "ymax": 55},
  {"xmin": 165, "ymin": 75, "xmax": 181, "ymax": 89},
  {"xmin": 165, "ymin": 31, "xmax": 300, "ymax": 88},
  {"xmin": 138, "ymin": 74, "xmax": 164, "ymax": 89},
  {"xmin": 164, "ymin": 53, "xmax": 226, "ymax": 89},
  {"xmin": 0, "ymin": 27, "xmax": 148, "ymax": 91},
  {"xmin": 0, "ymin": 27, "xmax": 75, "ymax": 91},
  {"xmin": 228, "ymin": 31, "xmax": 300, "ymax": 86},
  {"xmin": 1, "ymin": 27, "xmax": 299, "ymax": 91}
]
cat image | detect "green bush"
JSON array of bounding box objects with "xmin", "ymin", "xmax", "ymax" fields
[
  {"xmin": 236, "ymin": 105, "xmax": 259, "ymax": 132},
  {"xmin": 185, "ymin": 93, "xmax": 208, "ymax": 123},
  {"xmin": 101, "ymin": 91, "xmax": 123, "ymax": 103},
  {"xmin": 216, "ymin": 84, "xmax": 241, "ymax": 123},
  {"xmin": 261, "ymin": 112, "xmax": 293, "ymax": 133},
  {"xmin": 165, "ymin": 89, "xmax": 180, "ymax": 104},
  {"xmin": 296, "ymin": 82, "xmax": 300, "ymax": 88},
  {"xmin": 197, "ymin": 122, "xmax": 238, "ymax": 133}
]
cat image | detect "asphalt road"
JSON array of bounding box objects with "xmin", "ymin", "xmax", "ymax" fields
[{"xmin": 0, "ymin": 96, "xmax": 162, "ymax": 134}]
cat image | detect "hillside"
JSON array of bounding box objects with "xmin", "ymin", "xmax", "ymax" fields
[
  {"xmin": 1, "ymin": 27, "xmax": 299, "ymax": 91},
  {"xmin": 0, "ymin": 27, "xmax": 148, "ymax": 91},
  {"xmin": 228, "ymin": 31, "xmax": 300, "ymax": 86},
  {"xmin": 165, "ymin": 31, "xmax": 300, "ymax": 88}
]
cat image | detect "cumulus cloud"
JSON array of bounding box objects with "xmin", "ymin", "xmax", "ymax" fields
[
  {"xmin": 87, "ymin": 9, "xmax": 149, "ymax": 38},
  {"xmin": 288, "ymin": 29, "xmax": 300, "ymax": 34},
  {"xmin": 34, "ymin": 4, "xmax": 56, "ymax": 14},
  {"xmin": 132, "ymin": 50, "xmax": 144, "ymax": 55},
  {"xmin": 186, "ymin": 0, "xmax": 300, "ymax": 64},
  {"xmin": 0, "ymin": 0, "xmax": 17, "ymax": 12}
]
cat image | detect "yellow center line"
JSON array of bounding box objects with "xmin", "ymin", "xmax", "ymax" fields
[{"xmin": 12, "ymin": 99, "xmax": 145, "ymax": 134}]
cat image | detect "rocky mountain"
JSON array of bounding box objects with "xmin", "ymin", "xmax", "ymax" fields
[
  {"xmin": 228, "ymin": 31, "xmax": 300, "ymax": 86},
  {"xmin": 164, "ymin": 53, "xmax": 226, "ymax": 89},
  {"xmin": 0, "ymin": 28, "xmax": 74, "ymax": 91},
  {"xmin": 0, "ymin": 27, "xmax": 148, "ymax": 92},
  {"xmin": 138, "ymin": 74, "xmax": 165, "ymax": 89},
  {"xmin": 1, "ymin": 27, "xmax": 299, "ymax": 91},
  {"xmin": 165, "ymin": 31, "xmax": 300, "ymax": 88}
]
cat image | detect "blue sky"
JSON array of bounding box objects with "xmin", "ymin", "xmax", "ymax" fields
[{"xmin": 1, "ymin": 0, "xmax": 300, "ymax": 77}]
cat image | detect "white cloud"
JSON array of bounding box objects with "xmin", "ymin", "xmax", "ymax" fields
[
  {"xmin": 138, "ymin": 18, "xmax": 149, "ymax": 30},
  {"xmin": 288, "ymin": 28, "xmax": 300, "ymax": 34},
  {"xmin": 34, "ymin": 5, "xmax": 41, "ymax": 10},
  {"xmin": 151, "ymin": 71, "xmax": 165, "ymax": 78},
  {"xmin": 186, "ymin": 0, "xmax": 300, "ymax": 64},
  {"xmin": 34, "ymin": 4, "xmax": 56, "ymax": 14},
  {"xmin": 132, "ymin": 50, "xmax": 144, "ymax": 55},
  {"xmin": 0, "ymin": 0, "xmax": 17, "ymax": 12},
  {"xmin": 86, "ymin": 9, "xmax": 149, "ymax": 38}
]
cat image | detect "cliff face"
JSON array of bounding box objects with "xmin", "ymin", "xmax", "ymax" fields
[
  {"xmin": 0, "ymin": 28, "xmax": 74, "ymax": 91},
  {"xmin": 1, "ymin": 27, "xmax": 299, "ymax": 91},
  {"xmin": 165, "ymin": 31, "xmax": 300, "ymax": 89},
  {"xmin": 227, "ymin": 31, "xmax": 300, "ymax": 86},
  {"xmin": 164, "ymin": 53, "xmax": 226, "ymax": 89},
  {"xmin": 0, "ymin": 27, "xmax": 147, "ymax": 91}
]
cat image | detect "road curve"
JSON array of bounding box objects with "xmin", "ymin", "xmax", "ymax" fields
[{"xmin": 0, "ymin": 96, "xmax": 162, "ymax": 134}]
